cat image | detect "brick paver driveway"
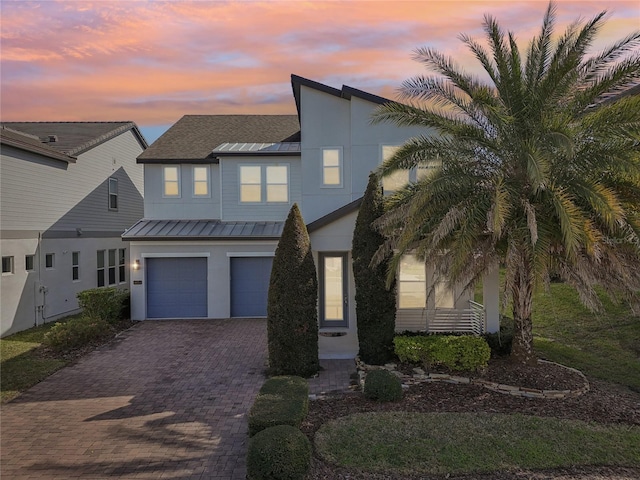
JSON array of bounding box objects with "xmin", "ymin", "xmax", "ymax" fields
[{"xmin": 1, "ymin": 319, "xmax": 267, "ymax": 480}]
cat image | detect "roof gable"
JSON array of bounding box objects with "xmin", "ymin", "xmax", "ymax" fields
[
  {"xmin": 138, "ymin": 115, "xmax": 300, "ymax": 163},
  {"xmin": 1, "ymin": 121, "xmax": 147, "ymax": 156}
]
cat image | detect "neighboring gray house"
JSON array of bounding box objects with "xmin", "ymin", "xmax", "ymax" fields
[
  {"xmin": 124, "ymin": 75, "xmax": 499, "ymax": 359},
  {"xmin": 1, "ymin": 122, "xmax": 146, "ymax": 336}
]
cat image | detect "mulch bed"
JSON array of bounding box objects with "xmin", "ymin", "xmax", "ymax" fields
[{"xmin": 303, "ymin": 358, "xmax": 640, "ymax": 480}]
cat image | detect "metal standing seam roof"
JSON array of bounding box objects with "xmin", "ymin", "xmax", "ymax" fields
[
  {"xmin": 122, "ymin": 219, "xmax": 285, "ymax": 240},
  {"xmin": 212, "ymin": 142, "xmax": 301, "ymax": 154}
]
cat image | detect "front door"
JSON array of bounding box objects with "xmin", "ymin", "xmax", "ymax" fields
[{"xmin": 319, "ymin": 252, "xmax": 348, "ymax": 328}]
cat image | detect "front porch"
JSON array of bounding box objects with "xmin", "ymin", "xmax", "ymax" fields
[{"xmin": 396, "ymin": 300, "xmax": 488, "ymax": 335}]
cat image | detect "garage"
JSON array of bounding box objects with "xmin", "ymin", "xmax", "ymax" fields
[
  {"xmin": 146, "ymin": 257, "xmax": 208, "ymax": 318},
  {"xmin": 230, "ymin": 257, "xmax": 273, "ymax": 317}
]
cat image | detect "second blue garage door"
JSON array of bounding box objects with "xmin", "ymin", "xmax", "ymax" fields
[
  {"xmin": 146, "ymin": 257, "xmax": 208, "ymax": 318},
  {"xmin": 230, "ymin": 257, "xmax": 273, "ymax": 317}
]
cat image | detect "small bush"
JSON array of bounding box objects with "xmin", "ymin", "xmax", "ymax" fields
[
  {"xmin": 394, "ymin": 335, "xmax": 491, "ymax": 372},
  {"xmin": 363, "ymin": 369, "xmax": 403, "ymax": 402},
  {"xmin": 77, "ymin": 287, "xmax": 128, "ymax": 324},
  {"xmin": 248, "ymin": 376, "xmax": 309, "ymax": 437},
  {"xmin": 43, "ymin": 316, "xmax": 112, "ymax": 352},
  {"xmin": 247, "ymin": 425, "xmax": 312, "ymax": 480},
  {"xmin": 483, "ymin": 316, "xmax": 514, "ymax": 356}
]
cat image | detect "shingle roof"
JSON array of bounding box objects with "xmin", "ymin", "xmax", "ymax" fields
[
  {"xmin": 1, "ymin": 126, "xmax": 77, "ymax": 163},
  {"xmin": 122, "ymin": 219, "xmax": 284, "ymax": 240},
  {"xmin": 1, "ymin": 121, "xmax": 147, "ymax": 156},
  {"xmin": 138, "ymin": 115, "xmax": 300, "ymax": 163}
]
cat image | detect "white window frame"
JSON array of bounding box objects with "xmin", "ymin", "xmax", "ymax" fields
[
  {"xmin": 163, "ymin": 166, "xmax": 181, "ymax": 198},
  {"xmin": 108, "ymin": 249, "xmax": 117, "ymax": 286},
  {"xmin": 97, "ymin": 250, "xmax": 106, "ymax": 287},
  {"xmin": 108, "ymin": 177, "xmax": 118, "ymax": 210},
  {"xmin": 321, "ymin": 147, "xmax": 343, "ymax": 188},
  {"xmin": 381, "ymin": 145, "xmax": 409, "ymax": 194},
  {"xmin": 239, "ymin": 164, "xmax": 289, "ymax": 204},
  {"xmin": 398, "ymin": 254, "xmax": 427, "ymax": 309},
  {"xmin": 25, "ymin": 255, "xmax": 35, "ymax": 272},
  {"xmin": 2, "ymin": 256, "xmax": 14, "ymax": 275},
  {"xmin": 192, "ymin": 165, "xmax": 210, "ymax": 198},
  {"xmin": 118, "ymin": 248, "xmax": 126, "ymax": 284},
  {"xmin": 45, "ymin": 253, "xmax": 55, "ymax": 270},
  {"xmin": 72, "ymin": 251, "xmax": 80, "ymax": 281}
]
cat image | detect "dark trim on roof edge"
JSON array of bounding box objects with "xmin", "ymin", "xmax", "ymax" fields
[
  {"xmin": 137, "ymin": 157, "xmax": 220, "ymax": 164},
  {"xmin": 71, "ymin": 123, "xmax": 148, "ymax": 156},
  {"xmin": 307, "ymin": 197, "xmax": 363, "ymax": 232},
  {"xmin": 291, "ymin": 74, "xmax": 394, "ymax": 118},
  {"xmin": 213, "ymin": 151, "xmax": 301, "ymax": 158},
  {"xmin": 0, "ymin": 130, "xmax": 76, "ymax": 164}
]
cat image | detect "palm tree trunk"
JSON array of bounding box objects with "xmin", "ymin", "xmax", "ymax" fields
[{"xmin": 510, "ymin": 252, "xmax": 536, "ymax": 365}]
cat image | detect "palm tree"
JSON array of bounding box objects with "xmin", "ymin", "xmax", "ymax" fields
[{"xmin": 372, "ymin": 2, "xmax": 640, "ymax": 365}]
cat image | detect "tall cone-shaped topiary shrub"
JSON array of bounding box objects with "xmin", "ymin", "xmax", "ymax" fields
[
  {"xmin": 267, "ymin": 203, "xmax": 319, "ymax": 377},
  {"xmin": 352, "ymin": 173, "xmax": 397, "ymax": 364}
]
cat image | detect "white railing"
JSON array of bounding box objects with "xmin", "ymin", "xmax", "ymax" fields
[{"xmin": 428, "ymin": 300, "xmax": 486, "ymax": 335}]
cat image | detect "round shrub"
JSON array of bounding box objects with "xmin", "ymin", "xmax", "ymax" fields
[
  {"xmin": 43, "ymin": 316, "xmax": 112, "ymax": 352},
  {"xmin": 363, "ymin": 369, "xmax": 403, "ymax": 402},
  {"xmin": 247, "ymin": 425, "xmax": 312, "ymax": 480}
]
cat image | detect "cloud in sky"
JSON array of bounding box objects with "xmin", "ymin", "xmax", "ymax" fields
[{"xmin": 1, "ymin": 0, "xmax": 638, "ymax": 142}]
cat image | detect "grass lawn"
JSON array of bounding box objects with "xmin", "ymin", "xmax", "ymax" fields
[
  {"xmin": 315, "ymin": 412, "xmax": 640, "ymax": 476},
  {"xmin": 0, "ymin": 320, "xmax": 72, "ymax": 403},
  {"xmin": 531, "ymin": 283, "xmax": 640, "ymax": 390}
]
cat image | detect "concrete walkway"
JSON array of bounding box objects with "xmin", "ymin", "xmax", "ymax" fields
[{"xmin": 1, "ymin": 319, "xmax": 268, "ymax": 480}]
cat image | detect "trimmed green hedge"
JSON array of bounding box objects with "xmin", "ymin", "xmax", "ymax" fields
[
  {"xmin": 247, "ymin": 425, "xmax": 312, "ymax": 480},
  {"xmin": 364, "ymin": 369, "xmax": 403, "ymax": 402},
  {"xmin": 77, "ymin": 287, "xmax": 128, "ymax": 324},
  {"xmin": 43, "ymin": 316, "xmax": 112, "ymax": 352},
  {"xmin": 394, "ymin": 335, "xmax": 491, "ymax": 372},
  {"xmin": 248, "ymin": 376, "xmax": 309, "ymax": 437}
]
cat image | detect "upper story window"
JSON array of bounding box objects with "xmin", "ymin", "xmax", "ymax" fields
[
  {"xmin": 163, "ymin": 166, "xmax": 180, "ymax": 197},
  {"xmin": 382, "ymin": 146, "xmax": 442, "ymax": 193},
  {"xmin": 72, "ymin": 251, "xmax": 80, "ymax": 281},
  {"xmin": 2, "ymin": 256, "xmax": 14, "ymax": 275},
  {"xmin": 398, "ymin": 254, "xmax": 426, "ymax": 309},
  {"xmin": 108, "ymin": 177, "xmax": 118, "ymax": 210},
  {"xmin": 45, "ymin": 253, "xmax": 55, "ymax": 269},
  {"xmin": 193, "ymin": 166, "xmax": 209, "ymax": 197},
  {"xmin": 322, "ymin": 148, "xmax": 342, "ymax": 187},
  {"xmin": 25, "ymin": 255, "xmax": 35, "ymax": 272},
  {"xmin": 239, "ymin": 164, "xmax": 289, "ymax": 203}
]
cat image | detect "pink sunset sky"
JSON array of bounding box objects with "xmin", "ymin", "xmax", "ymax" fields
[{"xmin": 1, "ymin": 0, "xmax": 639, "ymax": 143}]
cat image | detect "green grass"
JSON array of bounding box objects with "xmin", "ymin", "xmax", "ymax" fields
[
  {"xmin": 0, "ymin": 321, "xmax": 72, "ymax": 403},
  {"xmin": 315, "ymin": 412, "xmax": 640, "ymax": 476},
  {"xmin": 530, "ymin": 283, "xmax": 640, "ymax": 390}
]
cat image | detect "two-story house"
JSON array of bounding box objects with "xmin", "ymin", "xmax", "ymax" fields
[
  {"xmin": 123, "ymin": 75, "xmax": 499, "ymax": 359},
  {"xmin": 1, "ymin": 122, "xmax": 146, "ymax": 336}
]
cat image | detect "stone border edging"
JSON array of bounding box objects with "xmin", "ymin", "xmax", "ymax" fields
[{"xmin": 356, "ymin": 357, "xmax": 589, "ymax": 399}]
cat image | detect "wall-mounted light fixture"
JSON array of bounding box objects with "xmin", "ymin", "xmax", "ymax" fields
[{"xmin": 133, "ymin": 259, "xmax": 140, "ymax": 271}]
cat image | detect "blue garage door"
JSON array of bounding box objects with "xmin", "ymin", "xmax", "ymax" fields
[
  {"xmin": 230, "ymin": 257, "xmax": 273, "ymax": 317},
  {"xmin": 146, "ymin": 257, "xmax": 207, "ymax": 318}
]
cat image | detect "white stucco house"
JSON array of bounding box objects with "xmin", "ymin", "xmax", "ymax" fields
[
  {"xmin": 1, "ymin": 122, "xmax": 147, "ymax": 337},
  {"xmin": 124, "ymin": 75, "xmax": 499, "ymax": 359}
]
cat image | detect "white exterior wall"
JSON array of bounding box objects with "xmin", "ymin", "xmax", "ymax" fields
[
  {"xmin": 310, "ymin": 210, "xmax": 359, "ymax": 359},
  {"xmin": 220, "ymin": 156, "xmax": 302, "ymax": 221},
  {"xmin": 143, "ymin": 163, "xmax": 221, "ymax": 220},
  {"xmin": 128, "ymin": 241, "xmax": 277, "ymax": 320},
  {"xmin": 1, "ymin": 130, "xmax": 144, "ymax": 336}
]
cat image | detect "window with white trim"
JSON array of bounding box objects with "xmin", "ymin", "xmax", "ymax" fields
[
  {"xmin": 193, "ymin": 166, "xmax": 209, "ymax": 197},
  {"xmin": 239, "ymin": 164, "xmax": 289, "ymax": 203},
  {"xmin": 118, "ymin": 248, "xmax": 126, "ymax": 283},
  {"xmin": 416, "ymin": 157, "xmax": 442, "ymax": 181},
  {"xmin": 97, "ymin": 250, "xmax": 105, "ymax": 287},
  {"xmin": 108, "ymin": 249, "xmax": 117, "ymax": 286},
  {"xmin": 2, "ymin": 256, "xmax": 14, "ymax": 275},
  {"xmin": 163, "ymin": 166, "xmax": 180, "ymax": 197},
  {"xmin": 72, "ymin": 251, "xmax": 80, "ymax": 281},
  {"xmin": 398, "ymin": 254, "xmax": 426, "ymax": 308},
  {"xmin": 25, "ymin": 255, "xmax": 35, "ymax": 272},
  {"xmin": 108, "ymin": 177, "xmax": 118, "ymax": 210},
  {"xmin": 321, "ymin": 148, "xmax": 342, "ymax": 187},
  {"xmin": 381, "ymin": 145, "xmax": 409, "ymax": 193},
  {"xmin": 45, "ymin": 253, "xmax": 55, "ymax": 269}
]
